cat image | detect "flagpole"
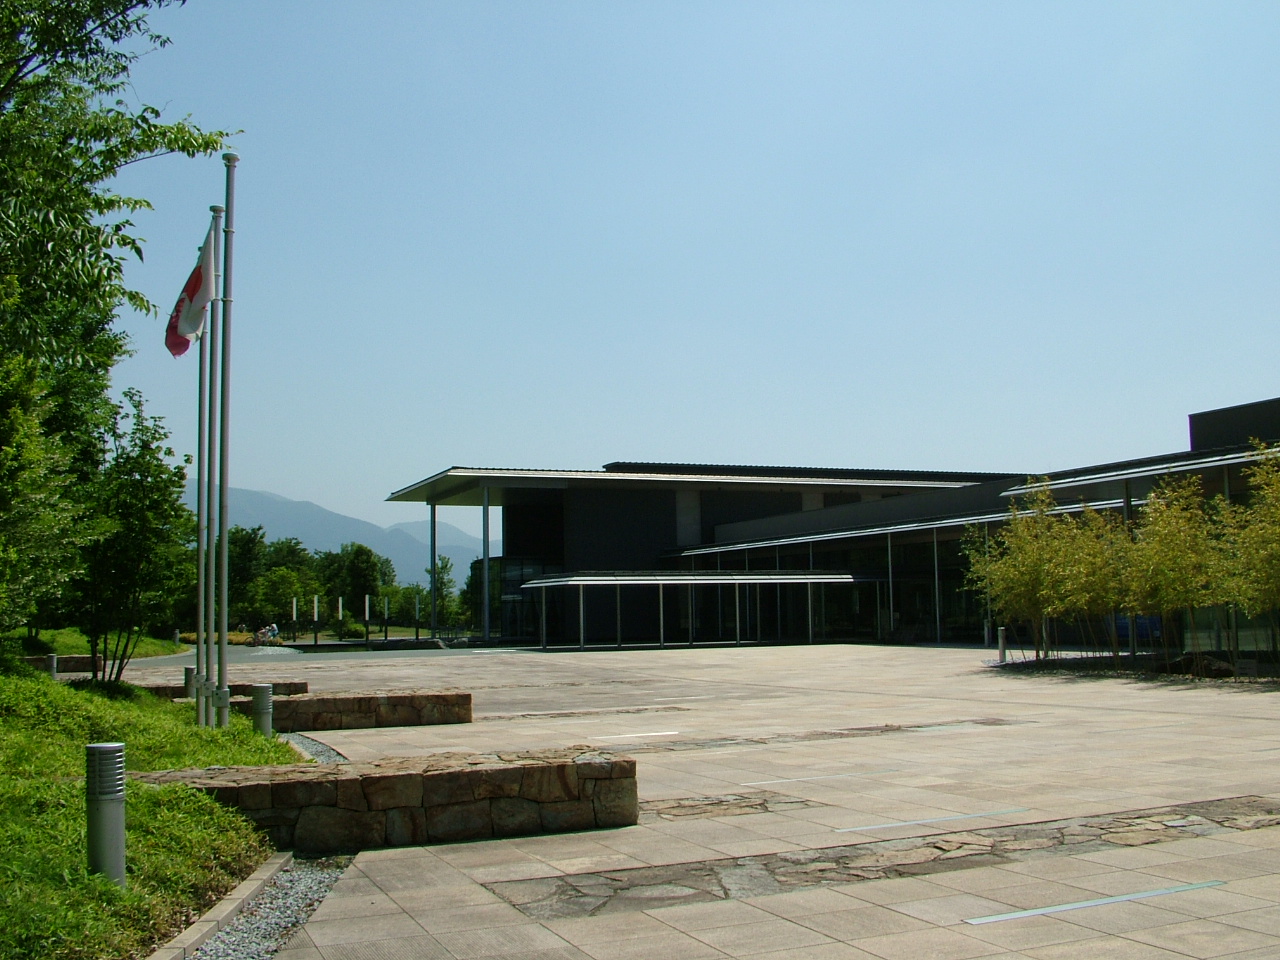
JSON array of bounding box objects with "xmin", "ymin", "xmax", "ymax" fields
[
  {"xmin": 205, "ymin": 205, "xmax": 224, "ymax": 727},
  {"xmin": 195, "ymin": 297, "xmax": 209, "ymax": 726},
  {"xmin": 215, "ymin": 154, "xmax": 238, "ymax": 727}
]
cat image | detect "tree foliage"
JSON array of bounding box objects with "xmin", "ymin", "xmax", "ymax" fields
[
  {"xmin": 0, "ymin": 1, "xmax": 228, "ymax": 644},
  {"xmin": 72, "ymin": 389, "xmax": 193, "ymax": 680}
]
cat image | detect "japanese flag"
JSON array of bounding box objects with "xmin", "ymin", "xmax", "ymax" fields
[{"xmin": 165, "ymin": 224, "xmax": 217, "ymax": 358}]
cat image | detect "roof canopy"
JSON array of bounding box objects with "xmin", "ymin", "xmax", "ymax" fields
[
  {"xmin": 387, "ymin": 463, "xmax": 1001, "ymax": 507},
  {"xmin": 521, "ymin": 570, "xmax": 858, "ymax": 588}
]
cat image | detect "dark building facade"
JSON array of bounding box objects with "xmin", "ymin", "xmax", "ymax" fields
[{"xmin": 388, "ymin": 397, "xmax": 1280, "ymax": 650}]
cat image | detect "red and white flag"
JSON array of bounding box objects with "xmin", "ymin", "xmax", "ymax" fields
[{"xmin": 164, "ymin": 223, "xmax": 217, "ymax": 358}]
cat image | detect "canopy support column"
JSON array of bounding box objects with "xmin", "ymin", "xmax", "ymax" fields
[
  {"xmin": 540, "ymin": 586, "xmax": 546, "ymax": 650},
  {"xmin": 429, "ymin": 503, "xmax": 437, "ymax": 636},
  {"xmin": 481, "ymin": 488, "xmax": 490, "ymax": 643},
  {"xmin": 735, "ymin": 585, "xmax": 741, "ymax": 645},
  {"xmin": 659, "ymin": 585, "xmax": 665, "ymax": 647},
  {"xmin": 886, "ymin": 532, "xmax": 894, "ymax": 639},
  {"xmin": 934, "ymin": 527, "xmax": 942, "ymax": 644},
  {"xmin": 807, "ymin": 583, "xmax": 813, "ymax": 644},
  {"xmin": 578, "ymin": 584, "xmax": 585, "ymax": 650}
]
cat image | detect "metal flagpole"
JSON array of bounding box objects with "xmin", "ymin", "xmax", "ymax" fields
[
  {"xmin": 215, "ymin": 153, "xmax": 239, "ymax": 727},
  {"xmin": 204, "ymin": 205, "xmax": 223, "ymax": 727},
  {"xmin": 194, "ymin": 297, "xmax": 208, "ymax": 726}
]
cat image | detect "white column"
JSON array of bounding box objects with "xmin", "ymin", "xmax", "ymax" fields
[{"xmin": 482, "ymin": 488, "xmax": 490, "ymax": 642}]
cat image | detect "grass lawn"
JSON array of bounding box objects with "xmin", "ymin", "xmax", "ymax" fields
[
  {"xmin": 4, "ymin": 626, "xmax": 190, "ymax": 660},
  {"xmin": 0, "ymin": 653, "xmax": 299, "ymax": 960}
]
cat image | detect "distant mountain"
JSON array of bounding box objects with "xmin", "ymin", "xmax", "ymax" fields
[{"xmin": 182, "ymin": 487, "xmax": 500, "ymax": 585}]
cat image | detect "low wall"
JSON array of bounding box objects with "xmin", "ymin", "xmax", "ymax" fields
[
  {"xmin": 228, "ymin": 690, "xmax": 472, "ymax": 731},
  {"xmin": 24, "ymin": 655, "xmax": 102, "ymax": 673},
  {"xmin": 134, "ymin": 747, "xmax": 638, "ymax": 853}
]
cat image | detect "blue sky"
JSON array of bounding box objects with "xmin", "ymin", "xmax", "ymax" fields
[{"xmin": 110, "ymin": 1, "xmax": 1280, "ymax": 536}]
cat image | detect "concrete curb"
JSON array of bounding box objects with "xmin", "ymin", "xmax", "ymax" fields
[{"xmin": 146, "ymin": 850, "xmax": 293, "ymax": 960}]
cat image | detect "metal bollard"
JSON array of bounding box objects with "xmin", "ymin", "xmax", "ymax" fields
[
  {"xmin": 86, "ymin": 742, "xmax": 126, "ymax": 887},
  {"xmin": 251, "ymin": 684, "xmax": 273, "ymax": 735},
  {"xmin": 998, "ymin": 625, "xmax": 1007, "ymax": 663},
  {"xmin": 184, "ymin": 666, "xmax": 196, "ymax": 699},
  {"xmin": 46, "ymin": 653, "xmax": 57, "ymax": 679}
]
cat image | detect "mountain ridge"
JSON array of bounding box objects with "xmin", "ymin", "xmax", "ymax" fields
[{"xmin": 181, "ymin": 486, "xmax": 499, "ymax": 585}]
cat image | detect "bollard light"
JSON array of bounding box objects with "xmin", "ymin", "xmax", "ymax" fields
[
  {"xmin": 86, "ymin": 742, "xmax": 126, "ymax": 887},
  {"xmin": 251, "ymin": 684, "xmax": 273, "ymax": 736},
  {"xmin": 184, "ymin": 666, "xmax": 196, "ymax": 699},
  {"xmin": 46, "ymin": 653, "xmax": 57, "ymax": 679},
  {"xmin": 998, "ymin": 625, "xmax": 1007, "ymax": 664},
  {"xmin": 214, "ymin": 686, "xmax": 231, "ymax": 728}
]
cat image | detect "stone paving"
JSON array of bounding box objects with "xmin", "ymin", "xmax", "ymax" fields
[{"xmin": 132, "ymin": 645, "xmax": 1280, "ymax": 958}]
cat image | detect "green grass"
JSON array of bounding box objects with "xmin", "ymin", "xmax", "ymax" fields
[
  {"xmin": 0, "ymin": 659, "xmax": 299, "ymax": 960},
  {"xmin": 5, "ymin": 626, "xmax": 190, "ymax": 660}
]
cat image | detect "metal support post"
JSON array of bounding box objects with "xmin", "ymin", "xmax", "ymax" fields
[
  {"xmin": 540, "ymin": 586, "xmax": 547, "ymax": 650},
  {"xmin": 616, "ymin": 584, "xmax": 622, "ymax": 649},
  {"xmin": 998, "ymin": 625, "xmax": 1007, "ymax": 663},
  {"xmin": 86, "ymin": 742, "xmax": 126, "ymax": 887},
  {"xmin": 578, "ymin": 584, "xmax": 585, "ymax": 650},
  {"xmin": 807, "ymin": 583, "xmax": 814, "ymax": 643}
]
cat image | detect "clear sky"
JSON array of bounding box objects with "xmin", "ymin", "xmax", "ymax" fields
[{"xmin": 110, "ymin": 1, "xmax": 1280, "ymax": 537}]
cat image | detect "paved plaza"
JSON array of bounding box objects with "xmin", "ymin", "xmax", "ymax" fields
[{"xmin": 135, "ymin": 645, "xmax": 1280, "ymax": 958}]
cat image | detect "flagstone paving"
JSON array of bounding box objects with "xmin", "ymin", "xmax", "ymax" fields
[{"xmin": 133, "ymin": 645, "xmax": 1280, "ymax": 958}]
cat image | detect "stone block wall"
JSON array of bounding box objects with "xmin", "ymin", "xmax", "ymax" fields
[
  {"xmin": 24, "ymin": 655, "xmax": 102, "ymax": 672},
  {"xmin": 134, "ymin": 747, "xmax": 638, "ymax": 853},
  {"xmin": 227, "ymin": 690, "xmax": 471, "ymax": 731}
]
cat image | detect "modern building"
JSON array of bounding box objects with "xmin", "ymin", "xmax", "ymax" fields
[{"xmin": 387, "ymin": 397, "xmax": 1280, "ymax": 649}]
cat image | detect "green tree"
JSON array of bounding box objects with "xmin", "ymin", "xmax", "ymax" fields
[
  {"xmin": 428, "ymin": 554, "xmax": 460, "ymax": 627},
  {"xmin": 1046, "ymin": 506, "xmax": 1130, "ymax": 663},
  {"xmin": 72, "ymin": 389, "xmax": 193, "ymax": 680},
  {"xmin": 246, "ymin": 566, "xmax": 303, "ymax": 628},
  {"xmin": 226, "ymin": 524, "xmax": 266, "ymax": 622},
  {"xmin": 0, "ymin": 358, "xmax": 95, "ymax": 632},
  {"xmin": 0, "ymin": 1, "xmax": 226, "ymax": 633},
  {"xmin": 964, "ymin": 483, "xmax": 1060, "ymax": 658},
  {"xmin": 1218, "ymin": 443, "xmax": 1280, "ymax": 653},
  {"xmin": 1128, "ymin": 476, "xmax": 1224, "ymax": 660}
]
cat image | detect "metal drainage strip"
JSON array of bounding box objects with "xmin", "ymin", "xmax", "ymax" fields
[{"xmin": 964, "ymin": 881, "xmax": 1223, "ymax": 925}]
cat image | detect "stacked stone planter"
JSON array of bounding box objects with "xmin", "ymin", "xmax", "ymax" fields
[
  {"xmin": 133, "ymin": 747, "xmax": 638, "ymax": 853},
  {"xmin": 227, "ymin": 690, "xmax": 472, "ymax": 731}
]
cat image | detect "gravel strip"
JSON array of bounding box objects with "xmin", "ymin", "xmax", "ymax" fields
[
  {"xmin": 191, "ymin": 855, "xmax": 352, "ymax": 960},
  {"xmin": 279, "ymin": 732, "xmax": 347, "ymax": 764}
]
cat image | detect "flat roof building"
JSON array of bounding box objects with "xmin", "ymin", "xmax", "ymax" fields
[{"xmin": 388, "ymin": 397, "xmax": 1280, "ymax": 649}]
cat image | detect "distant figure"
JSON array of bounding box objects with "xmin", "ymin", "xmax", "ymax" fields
[{"xmin": 268, "ymin": 623, "xmax": 279, "ymax": 642}]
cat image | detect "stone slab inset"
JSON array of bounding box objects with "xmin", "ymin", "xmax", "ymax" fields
[{"xmin": 133, "ymin": 747, "xmax": 637, "ymax": 854}]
